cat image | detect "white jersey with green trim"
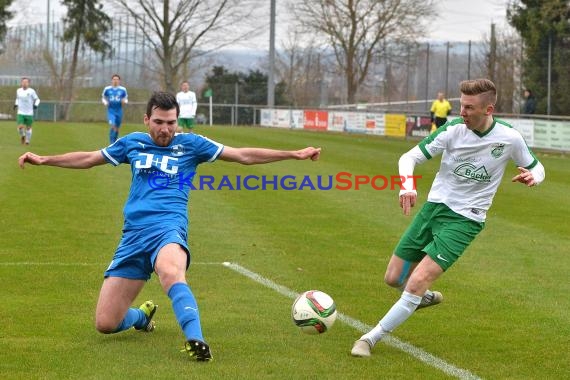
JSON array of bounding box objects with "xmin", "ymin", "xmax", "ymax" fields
[
  {"xmin": 176, "ymin": 90, "xmax": 197, "ymax": 118},
  {"xmin": 15, "ymin": 87, "xmax": 40, "ymax": 116},
  {"xmin": 417, "ymin": 118, "xmax": 538, "ymax": 222}
]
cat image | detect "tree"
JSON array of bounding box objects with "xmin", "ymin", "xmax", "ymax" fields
[
  {"xmin": 508, "ymin": 0, "xmax": 570, "ymax": 115},
  {"xmin": 480, "ymin": 24, "xmax": 522, "ymax": 113},
  {"xmin": 61, "ymin": 0, "xmax": 112, "ymax": 119},
  {"xmin": 203, "ymin": 66, "xmax": 286, "ymax": 124},
  {"xmin": 292, "ymin": 0, "xmax": 434, "ymax": 104},
  {"xmin": 275, "ymin": 30, "xmax": 329, "ymax": 107},
  {"xmin": 115, "ymin": 0, "xmax": 260, "ymax": 92},
  {"xmin": 0, "ymin": 0, "xmax": 14, "ymax": 53}
]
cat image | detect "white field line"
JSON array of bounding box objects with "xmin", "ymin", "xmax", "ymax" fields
[{"xmin": 222, "ymin": 261, "xmax": 482, "ymax": 380}]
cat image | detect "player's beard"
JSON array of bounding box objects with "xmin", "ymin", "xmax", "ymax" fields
[{"xmin": 153, "ymin": 132, "xmax": 174, "ymax": 146}]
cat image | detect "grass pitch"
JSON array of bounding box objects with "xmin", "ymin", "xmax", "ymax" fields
[{"xmin": 1, "ymin": 121, "xmax": 569, "ymax": 379}]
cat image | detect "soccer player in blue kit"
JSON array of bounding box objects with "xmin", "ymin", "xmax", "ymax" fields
[
  {"xmin": 19, "ymin": 92, "xmax": 321, "ymax": 361},
  {"xmin": 102, "ymin": 74, "xmax": 128, "ymax": 143}
]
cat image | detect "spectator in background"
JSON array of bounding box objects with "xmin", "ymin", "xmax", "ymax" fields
[
  {"xmin": 522, "ymin": 89, "xmax": 536, "ymax": 115},
  {"xmin": 430, "ymin": 92, "xmax": 452, "ymax": 129}
]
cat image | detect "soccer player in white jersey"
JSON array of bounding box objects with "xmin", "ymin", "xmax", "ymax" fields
[
  {"xmin": 18, "ymin": 91, "xmax": 321, "ymax": 362},
  {"xmin": 351, "ymin": 79, "xmax": 546, "ymax": 357},
  {"xmin": 176, "ymin": 81, "xmax": 197, "ymax": 131},
  {"xmin": 15, "ymin": 77, "xmax": 40, "ymax": 145}
]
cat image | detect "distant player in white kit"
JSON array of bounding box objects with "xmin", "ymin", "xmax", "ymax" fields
[
  {"xmin": 351, "ymin": 79, "xmax": 546, "ymax": 357},
  {"xmin": 176, "ymin": 81, "xmax": 197, "ymax": 132},
  {"xmin": 15, "ymin": 77, "xmax": 40, "ymax": 145}
]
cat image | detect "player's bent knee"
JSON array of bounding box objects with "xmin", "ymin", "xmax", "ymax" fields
[
  {"xmin": 95, "ymin": 315, "xmax": 120, "ymax": 334},
  {"xmin": 384, "ymin": 273, "xmax": 403, "ymax": 288},
  {"xmin": 95, "ymin": 320, "xmax": 118, "ymax": 334},
  {"xmin": 157, "ymin": 267, "xmax": 186, "ymax": 292}
]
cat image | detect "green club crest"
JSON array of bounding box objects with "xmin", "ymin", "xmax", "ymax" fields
[{"xmin": 490, "ymin": 143, "xmax": 505, "ymax": 158}]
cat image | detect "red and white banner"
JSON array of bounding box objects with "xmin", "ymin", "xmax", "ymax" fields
[{"xmin": 304, "ymin": 110, "xmax": 328, "ymax": 130}]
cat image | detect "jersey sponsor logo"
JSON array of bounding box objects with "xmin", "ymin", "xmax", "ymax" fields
[
  {"xmin": 134, "ymin": 153, "xmax": 179, "ymax": 174},
  {"xmin": 490, "ymin": 143, "xmax": 505, "ymax": 158},
  {"xmin": 453, "ymin": 163, "xmax": 491, "ymax": 182}
]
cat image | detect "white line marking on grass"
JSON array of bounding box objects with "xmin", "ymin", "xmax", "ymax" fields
[{"xmin": 222, "ymin": 261, "xmax": 482, "ymax": 380}]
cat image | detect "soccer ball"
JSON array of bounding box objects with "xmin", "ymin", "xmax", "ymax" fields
[{"xmin": 291, "ymin": 290, "xmax": 337, "ymax": 334}]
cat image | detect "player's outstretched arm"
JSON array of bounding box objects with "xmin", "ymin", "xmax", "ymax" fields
[
  {"xmin": 219, "ymin": 146, "xmax": 321, "ymax": 165},
  {"xmin": 19, "ymin": 151, "xmax": 106, "ymax": 169}
]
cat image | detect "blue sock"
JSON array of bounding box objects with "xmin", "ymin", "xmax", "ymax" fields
[
  {"xmin": 109, "ymin": 128, "xmax": 119, "ymax": 143},
  {"xmin": 168, "ymin": 282, "xmax": 204, "ymax": 342},
  {"xmin": 114, "ymin": 307, "xmax": 146, "ymax": 332}
]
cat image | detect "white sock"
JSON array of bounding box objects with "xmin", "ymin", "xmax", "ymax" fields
[
  {"xmin": 18, "ymin": 127, "xmax": 25, "ymax": 137},
  {"xmin": 25, "ymin": 128, "xmax": 32, "ymax": 143},
  {"xmin": 361, "ymin": 291, "xmax": 422, "ymax": 346}
]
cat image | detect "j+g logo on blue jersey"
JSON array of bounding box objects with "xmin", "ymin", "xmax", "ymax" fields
[{"xmin": 134, "ymin": 153, "xmax": 179, "ymax": 174}]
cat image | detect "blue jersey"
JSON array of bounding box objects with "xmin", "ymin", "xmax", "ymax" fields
[
  {"xmin": 102, "ymin": 86, "xmax": 128, "ymax": 112},
  {"xmin": 101, "ymin": 132, "xmax": 224, "ymax": 230}
]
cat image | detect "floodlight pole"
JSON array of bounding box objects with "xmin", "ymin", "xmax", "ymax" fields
[
  {"xmin": 547, "ymin": 32, "xmax": 552, "ymax": 116},
  {"xmin": 209, "ymin": 96, "xmax": 213, "ymax": 126},
  {"xmin": 267, "ymin": 0, "xmax": 276, "ymax": 107},
  {"xmin": 47, "ymin": 0, "xmax": 51, "ymax": 50}
]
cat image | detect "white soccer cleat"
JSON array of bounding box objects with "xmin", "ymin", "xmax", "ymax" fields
[
  {"xmin": 351, "ymin": 339, "xmax": 372, "ymax": 357},
  {"xmin": 417, "ymin": 291, "xmax": 443, "ymax": 310}
]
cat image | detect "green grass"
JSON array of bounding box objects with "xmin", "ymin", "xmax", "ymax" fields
[
  {"xmin": 1, "ymin": 121, "xmax": 569, "ymax": 379},
  {"xmin": 0, "ymin": 86, "xmax": 152, "ymax": 123}
]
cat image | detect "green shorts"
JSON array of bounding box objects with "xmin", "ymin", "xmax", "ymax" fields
[
  {"xmin": 394, "ymin": 202, "xmax": 484, "ymax": 271},
  {"xmin": 17, "ymin": 114, "xmax": 34, "ymax": 127},
  {"xmin": 178, "ymin": 117, "xmax": 195, "ymax": 129}
]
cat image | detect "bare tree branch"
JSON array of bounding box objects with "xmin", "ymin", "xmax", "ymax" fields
[
  {"xmin": 113, "ymin": 0, "xmax": 259, "ymax": 92},
  {"xmin": 292, "ymin": 0, "xmax": 435, "ymax": 104}
]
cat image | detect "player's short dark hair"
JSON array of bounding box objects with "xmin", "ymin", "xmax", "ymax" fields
[
  {"xmin": 112, "ymin": 74, "xmax": 121, "ymax": 80},
  {"xmin": 21, "ymin": 77, "xmax": 30, "ymax": 81},
  {"xmin": 460, "ymin": 78, "xmax": 497, "ymax": 106},
  {"xmin": 146, "ymin": 91, "xmax": 180, "ymax": 117}
]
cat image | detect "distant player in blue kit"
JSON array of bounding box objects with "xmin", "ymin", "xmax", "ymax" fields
[
  {"xmin": 18, "ymin": 92, "xmax": 321, "ymax": 362},
  {"xmin": 102, "ymin": 74, "xmax": 128, "ymax": 143}
]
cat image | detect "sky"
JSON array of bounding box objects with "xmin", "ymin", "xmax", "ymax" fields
[{"xmin": 8, "ymin": 0, "xmax": 511, "ymax": 44}]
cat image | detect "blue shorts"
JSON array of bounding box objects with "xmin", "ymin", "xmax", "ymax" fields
[
  {"xmin": 107, "ymin": 111, "xmax": 123, "ymax": 128},
  {"xmin": 104, "ymin": 225, "xmax": 190, "ymax": 280}
]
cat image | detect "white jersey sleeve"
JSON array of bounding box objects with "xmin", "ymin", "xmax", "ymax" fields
[
  {"xmin": 32, "ymin": 90, "xmax": 40, "ymax": 107},
  {"xmin": 190, "ymin": 91, "xmax": 197, "ymax": 115},
  {"xmin": 418, "ymin": 125, "xmax": 450, "ymax": 159},
  {"xmin": 510, "ymin": 132, "xmax": 538, "ymax": 169},
  {"xmin": 398, "ymin": 146, "xmax": 427, "ymax": 195}
]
